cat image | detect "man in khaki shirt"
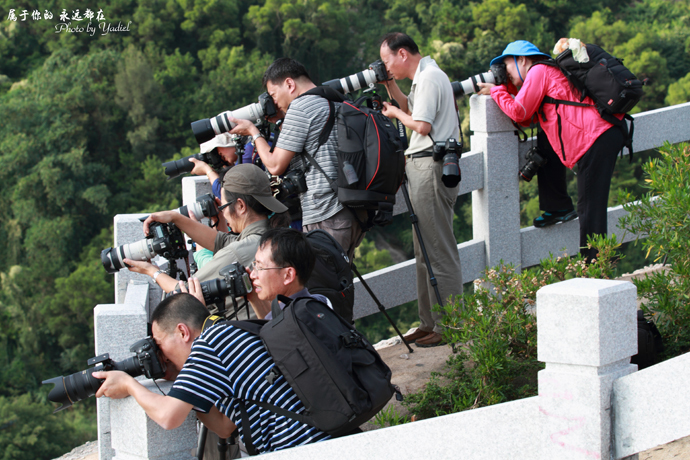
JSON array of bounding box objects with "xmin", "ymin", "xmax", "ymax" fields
[{"xmin": 379, "ymin": 32, "xmax": 463, "ymax": 347}]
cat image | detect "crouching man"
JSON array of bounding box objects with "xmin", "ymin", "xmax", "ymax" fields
[{"xmin": 93, "ymin": 292, "xmax": 331, "ymax": 453}]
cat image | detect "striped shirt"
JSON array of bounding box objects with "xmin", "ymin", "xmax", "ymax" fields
[
  {"xmin": 168, "ymin": 324, "xmax": 331, "ymax": 453},
  {"xmin": 276, "ymin": 94, "xmax": 343, "ymax": 226}
]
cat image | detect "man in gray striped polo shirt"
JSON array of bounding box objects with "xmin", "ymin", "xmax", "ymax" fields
[{"xmin": 230, "ymin": 58, "xmax": 365, "ymax": 261}]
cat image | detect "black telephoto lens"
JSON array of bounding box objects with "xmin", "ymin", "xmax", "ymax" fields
[
  {"xmin": 42, "ymin": 355, "xmax": 141, "ymax": 412},
  {"xmin": 162, "ymin": 154, "xmax": 201, "ymax": 179}
]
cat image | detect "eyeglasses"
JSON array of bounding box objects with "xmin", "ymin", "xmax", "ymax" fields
[
  {"xmin": 249, "ymin": 261, "xmax": 287, "ymax": 272},
  {"xmin": 217, "ymin": 200, "xmax": 236, "ymax": 212}
]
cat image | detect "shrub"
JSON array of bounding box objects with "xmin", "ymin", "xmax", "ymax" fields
[
  {"xmin": 618, "ymin": 142, "xmax": 690, "ymax": 356},
  {"xmin": 403, "ymin": 235, "xmax": 621, "ymax": 419}
]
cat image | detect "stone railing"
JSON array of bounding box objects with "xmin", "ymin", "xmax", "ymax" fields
[{"xmin": 95, "ymin": 99, "xmax": 690, "ymax": 459}]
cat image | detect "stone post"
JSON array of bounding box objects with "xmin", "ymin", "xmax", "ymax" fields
[
  {"xmin": 469, "ymin": 95, "xmax": 522, "ymax": 269},
  {"xmin": 95, "ymin": 298, "xmax": 148, "ymax": 460},
  {"xmin": 110, "ymin": 379, "xmax": 198, "ymax": 460},
  {"xmin": 537, "ymin": 278, "xmax": 638, "ymax": 460},
  {"xmin": 181, "ymin": 176, "xmax": 212, "ymax": 207}
]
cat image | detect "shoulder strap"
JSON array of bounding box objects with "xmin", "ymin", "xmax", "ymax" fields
[
  {"xmin": 270, "ymin": 294, "xmax": 294, "ymax": 320},
  {"xmin": 236, "ymin": 397, "xmax": 318, "ymax": 455},
  {"xmin": 202, "ymin": 315, "xmax": 223, "ymax": 332}
]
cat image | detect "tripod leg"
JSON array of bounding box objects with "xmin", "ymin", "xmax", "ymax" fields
[
  {"xmin": 352, "ymin": 264, "xmax": 413, "ymax": 354},
  {"xmin": 217, "ymin": 436, "xmax": 228, "ymax": 460},
  {"xmin": 400, "ymin": 177, "xmax": 445, "ymax": 307},
  {"xmin": 197, "ymin": 423, "xmax": 208, "ymax": 460}
]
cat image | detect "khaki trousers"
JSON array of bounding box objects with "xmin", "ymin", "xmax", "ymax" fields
[{"xmin": 405, "ymin": 155, "xmax": 463, "ymax": 333}]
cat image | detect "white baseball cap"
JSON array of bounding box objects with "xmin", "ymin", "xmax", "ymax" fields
[{"xmin": 200, "ymin": 133, "xmax": 237, "ymax": 153}]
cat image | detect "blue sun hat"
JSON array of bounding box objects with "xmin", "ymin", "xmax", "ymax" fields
[{"xmin": 490, "ymin": 40, "xmax": 551, "ymax": 66}]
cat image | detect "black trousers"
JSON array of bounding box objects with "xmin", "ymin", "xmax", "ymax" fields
[{"xmin": 536, "ymin": 127, "xmax": 626, "ymax": 261}]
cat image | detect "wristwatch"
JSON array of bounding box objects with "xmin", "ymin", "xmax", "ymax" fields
[
  {"xmin": 152, "ymin": 270, "xmax": 163, "ymax": 283},
  {"xmin": 251, "ymin": 133, "xmax": 261, "ymax": 143}
]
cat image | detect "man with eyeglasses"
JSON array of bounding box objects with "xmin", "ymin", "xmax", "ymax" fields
[
  {"xmin": 244, "ymin": 227, "xmax": 332, "ymax": 319},
  {"xmin": 124, "ymin": 165, "xmax": 290, "ymax": 310}
]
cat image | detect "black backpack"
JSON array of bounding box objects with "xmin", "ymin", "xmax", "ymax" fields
[
  {"xmin": 202, "ymin": 296, "xmax": 399, "ymax": 454},
  {"xmin": 630, "ymin": 309, "xmax": 664, "ymax": 370},
  {"xmin": 297, "ymin": 86, "xmax": 406, "ymax": 229},
  {"xmin": 305, "ymin": 229, "xmax": 355, "ymax": 323},
  {"xmin": 535, "ymin": 44, "xmax": 645, "ymax": 160}
]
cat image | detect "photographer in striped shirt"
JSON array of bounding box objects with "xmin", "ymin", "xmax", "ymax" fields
[{"xmin": 93, "ymin": 292, "xmax": 331, "ymax": 453}]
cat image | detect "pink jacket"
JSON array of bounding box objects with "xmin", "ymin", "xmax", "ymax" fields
[{"xmin": 490, "ymin": 65, "xmax": 621, "ymax": 168}]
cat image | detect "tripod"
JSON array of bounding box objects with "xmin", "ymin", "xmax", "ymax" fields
[
  {"xmin": 197, "ymin": 423, "xmax": 240, "ymax": 460},
  {"xmin": 351, "ymin": 263, "xmax": 414, "ymax": 354}
]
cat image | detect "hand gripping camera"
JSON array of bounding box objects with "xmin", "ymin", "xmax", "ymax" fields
[
  {"xmin": 42, "ymin": 337, "xmax": 166, "ymax": 412},
  {"xmin": 433, "ymin": 138, "xmax": 462, "ymax": 188},
  {"xmin": 519, "ymin": 146, "xmax": 547, "ymax": 182},
  {"xmin": 190, "ymin": 93, "xmax": 277, "ymax": 145},
  {"xmin": 101, "ymin": 221, "xmax": 188, "ymax": 274},
  {"xmin": 171, "ymin": 262, "xmax": 252, "ymax": 316},
  {"xmin": 323, "ymin": 60, "xmax": 389, "ymax": 94},
  {"xmin": 452, "ymin": 63, "xmax": 508, "ymax": 97}
]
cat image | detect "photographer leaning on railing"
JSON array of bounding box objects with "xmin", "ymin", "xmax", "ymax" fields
[
  {"xmin": 124, "ymin": 164, "xmax": 289, "ymax": 294},
  {"xmin": 477, "ymin": 40, "xmax": 639, "ymax": 263}
]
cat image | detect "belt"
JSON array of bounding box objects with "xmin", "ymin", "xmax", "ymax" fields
[{"xmin": 407, "ymin": 152, "xmax": 433, "ymax": 159}]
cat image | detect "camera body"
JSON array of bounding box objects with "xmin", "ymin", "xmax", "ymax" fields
[
  {"xmin": 432, "ymin": 138, "xmax": 462, "ymax": 188},
  {"xmin": 42, "ymin": 337, "xmax": 166, "ymax": 412},
  {"xmin": 172, "ymin": 262, "xmax": 252, "ymax": 308},
  {"xmin": 101, "ymin": 221, "xmax": 188, "ymax": 274},
  {"xmin": 452, "ymin": 63, "xmax": 508, "ymax": 97},
  {"xmin": 323, "ymin": 59, "xmax": 389, "ymax": 94},
  {"xmin": 274, "ymin": 168, "xmax": 308, "ymax": 201},
  {"xmin": 519, "ymin": 146, "xmax": 547, "ymax": 182},
  {"xmin": 178, "ymin": 193, "xmax": 218, "ymax": 219},
  {"xmin": 190, "ymin": 92, "xmax": 277, "ymax": 145}
]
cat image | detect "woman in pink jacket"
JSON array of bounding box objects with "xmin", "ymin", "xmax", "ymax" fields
[{"xmin": 478, "ymin": 40, "xmax": 627, "ymax": 262}]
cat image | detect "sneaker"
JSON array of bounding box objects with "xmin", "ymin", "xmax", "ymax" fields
[{"xmin": 533, "ymin": 209, "xmax": 578, "ymax": 228}]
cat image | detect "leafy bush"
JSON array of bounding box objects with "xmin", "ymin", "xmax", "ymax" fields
[
  {"xmin": 619, "ymin": 142, "xmax": 690, "ymax": 356},
  {"xmin": 403, "ymin": 235, "xmax": 621, "ymax": 419}
]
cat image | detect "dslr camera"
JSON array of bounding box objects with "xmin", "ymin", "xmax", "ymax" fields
[
  {"xmin": 519, "ymin": 146, "xmax": 547, "ymax": 182},
  {"xmin": 433, "ymin": 138, "xmax": 462, "ymax": 188},
  {"xmin": 171, "ymin": 262, "xmax": 252, "ymax": 310},
  {"xmin": 177, "ymin": 193, "xmax": 218, "ymax": 220},
  {"xmin": 323, "ymin": 60, "xmax": 389, "ymax": 94},
  {"xmin": 101, "ymin": 221, "xmax": 188, "ymax": 274},
  {"xmin": 42, "ymin": 337, "xmax": 166, "ymax": 412},
  {"xmin": 272, "ymin": 168, "xmax": 308, "ymax": 202},
  {"xmin": 191, "ymin": 93, "xmax": 277, "ymax": 145},
  {"xmin": 162, "ymin": 133, "xmax": 236, "ymax": 179},
  {"xmin": 452, "ymin": 63, "xmax": 508, "ymax": 97}
]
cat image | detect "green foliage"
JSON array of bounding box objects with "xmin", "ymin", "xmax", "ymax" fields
[
  {"xmin": 618, "ymin": 142, "xmax": 690, "ymax": 356},
  {"xmin": 666, "ymin": 72, "xmax": 690, "ymax": 106},
  {"xmin": 354, "ymin": 238, "xmax": 393, "ymax": 276},
  {"xmin": 371, "ymin": 405, "xmax": 411, "ymax": 429},
  {"xmin": 403, "ymin": 236, "xmax": 621, "ymax": 419},
  {"xmin": 1, "ymin": 0, "xmax": 687, "ymax": 454},
  {"xmin": 0, "ymin": 393, "xmax": 95, "ymax": 460}
]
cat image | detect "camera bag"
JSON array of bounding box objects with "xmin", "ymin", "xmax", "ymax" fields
[
  {"xmin": 535, "ymin": 44, "xmax": 645, "ymax": 161},
  {"xmin": 203, "ymin": 296, "xmax": 399, "ymax": 455},
  {"xmin": 296, "ymin": 86, "xmax": 406, "ymax": 229},
  {"xmin": 305, "ymin": 229, "xmax": 355, "ymax": 323},
  {"xmin": 630, "ymin": 309, "xmax": 664, "ymax": 370}
]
